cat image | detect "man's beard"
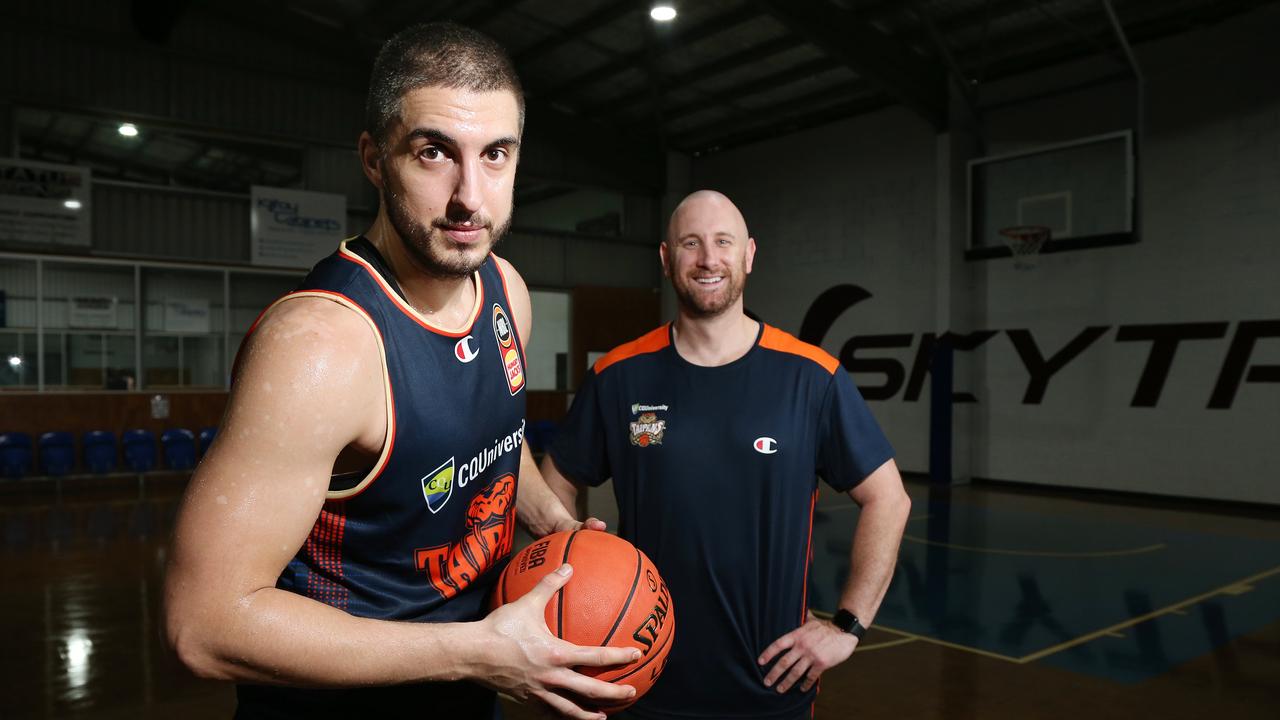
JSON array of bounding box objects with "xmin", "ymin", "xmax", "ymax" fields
[
  {"xmin": 381, "ymin": 170, "xmax": 512, "ymax": 279},
  {"xmin": 668, "ymin": 258, "xmax": 748, "ymax": 319}
]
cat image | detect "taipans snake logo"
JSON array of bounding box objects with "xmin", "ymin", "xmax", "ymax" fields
[
  {"xmin": 754, "ymin": 437, "xmax": 778, "ymax": 454},
  {"xmin": 455, "ymin": 335, "xmax": 478, "ymax": 363}
]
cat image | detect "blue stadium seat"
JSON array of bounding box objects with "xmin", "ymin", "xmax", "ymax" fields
[
  {"xmin": 161, "ymin": 428, "xmax": 197, "ymax": 471},
  {"xmin": 0, "ymin": 432, "xmax": 34, "ymax": 479},
  {"xmin": 38, "ymin": 431, "xmax": 76, "ymax": 476},
  {"xmin": 82, "ymin": 431, "xmax": 117, "ymax": 474},
  {"xmin": 122, "ymin": 429, "xmax": 157, "ymax": 473},
  {"xmin": 197, "ymin": 426, "xmax": 218, "ymax": 458}
]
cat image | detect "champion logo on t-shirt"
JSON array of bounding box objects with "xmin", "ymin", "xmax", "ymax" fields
[{"xmin": 753, "ymin": 437, "xmax": 778, "ymax": 454}]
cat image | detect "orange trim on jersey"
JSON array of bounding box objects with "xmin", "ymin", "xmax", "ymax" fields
[
  {"xmin": 759, "ymin": 324, "xmax": 840, "ymax": 375},
  {"xmin": 490, "ymin": 254, "xmax": 527, "ymax": 357},
  {"xmin": 247, "ymin": 289, "xmax": 397, "ymax": 501},
  {"xmin": 801, "ymin": 487, "xmax": 818, "ymax": 625},
  {"xmin": 592, "ymin": 324, "xmax": 672, "ymax": 374},
  {"xmin": 336, "ymin": 240, "xmax": 482, "ymax": 338}
]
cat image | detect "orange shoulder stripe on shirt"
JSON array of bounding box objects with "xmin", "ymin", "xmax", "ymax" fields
[
  {"xmin": 759, "ymin": 324, "xmax": 840, "ymax": 374},
  {"xmin": 593, "ymin": 325, "xmax": 671, "ymax": 374}
]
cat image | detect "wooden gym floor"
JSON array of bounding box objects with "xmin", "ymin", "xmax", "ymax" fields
[{"xmin": 2, "ymin": 473, "xmax": 1277, "ymax": 719}]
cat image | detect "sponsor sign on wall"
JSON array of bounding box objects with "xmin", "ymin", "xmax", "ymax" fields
[
  {"xmin": 164, "ymin": 298, "xmax": 211, "ymax": 333},
  {"xmin": 250, "ymin": 186, "xmax": 346, "ymax": 269},
  {"xmin": 69, "ymin": 296, "xmax": 118, "ymax": 329},
  {"xmin": 0, "ymin": 159, "xmax": 91, "ymax": 247}
]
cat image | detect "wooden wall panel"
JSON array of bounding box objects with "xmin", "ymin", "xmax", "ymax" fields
[
  {"xmin": 0, "ymin": 391, "xmax": 228, "ymax": 439},
  {"xmin": 570, "ymin": 286, "xmax": 662, "ymax": 387}
]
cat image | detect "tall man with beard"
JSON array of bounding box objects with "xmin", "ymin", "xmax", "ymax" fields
[
  {"xmin": 541, "ymin": 190, "xmax": 912, "ymax": 720},
  {"xmin": 164, "ymin": 23, "xmax": 637, "ymax": 720}
]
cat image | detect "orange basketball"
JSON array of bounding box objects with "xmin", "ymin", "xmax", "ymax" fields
[{"xmin": 493, "ymin": 529, "xmax": 675, "ymax": 713}]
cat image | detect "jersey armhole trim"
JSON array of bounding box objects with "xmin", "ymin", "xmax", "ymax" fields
[
  {"xmin": 258, "ymin": 290, "xmax": 396, "ymax": 500},
  {"xmin": 490, "ymin": 254, "xmax": 527, "ymax": 358}
]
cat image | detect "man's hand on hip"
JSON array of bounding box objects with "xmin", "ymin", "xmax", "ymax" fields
[{"xmin": 758, "ymin": 611, "xmax": 859, "ymax": 693}]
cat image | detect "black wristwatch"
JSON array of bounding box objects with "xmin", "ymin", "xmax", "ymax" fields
[{"xmin": 831, "ymin": 609, "xmax": 866, "ymax": 639}]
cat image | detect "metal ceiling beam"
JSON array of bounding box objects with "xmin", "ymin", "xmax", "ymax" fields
[
  {"xmin": 756, "ymin": 0, "xmax": 946, "ymax": 130},
  {"xmin": 449, "ymin": 0, "xmax": 531, "ymax": 27},
  {"xmin": 664, "ymin": 56, "xmax": 844, "ymax": 123},
  {"xmin": 582, "ymin": 34, "xmax": 801, "ymax": 119},
  {"xmin": 534, "ymin": 4, "xmax": 761, "ymax": 104},
  {"xmin": 512, "ymin": 1, "xmax": 637, "ymax": 65},
  {"xmin": 670, "ymin": 79, "xmax": 875, "ymax": 147},
  {"xmin": 677, "ymin": 89, "xmax": 892, "ymax": 154}
]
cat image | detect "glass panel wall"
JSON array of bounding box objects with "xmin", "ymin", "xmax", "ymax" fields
[
  {"xmin": 0, "ymin": 257, "xmax": 38, "ymax": 388},
  {"xmin": 43, "ymin": 262, "xmax": 136, "ymax": 390},
  {"xmin": 142, "ymin": 268, "xmax": 227, "ymax": 388}
]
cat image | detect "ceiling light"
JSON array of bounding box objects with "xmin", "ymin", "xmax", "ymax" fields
[
  {"xmin": 118, "ymin": 123, "xmax": 138, "ymax": 137},
  {"xmin": 650, "ymin": 5, "xmax": 676, "ymax": 22},
  {"xmin": 8, "ymin": 356, "xmax": 22, "ymax": 368},
  {"xmin": 64, "ymin": 199, "xmax": 82, "ymax": 210}
]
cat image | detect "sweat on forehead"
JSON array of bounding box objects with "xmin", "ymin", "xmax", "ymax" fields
[{"xmin": 667, "ymin": 190, "xmax": 749, "ymax": 241}]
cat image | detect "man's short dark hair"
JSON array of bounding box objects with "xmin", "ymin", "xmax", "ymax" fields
[{"xmin": 365, "ymin": 22, "xmax": 524, "ymax": 152}]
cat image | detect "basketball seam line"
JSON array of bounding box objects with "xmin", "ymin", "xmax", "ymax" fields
[
  {"xmin": 601, "ymin": 613, "xmax": 674, "ymax": 683},
  {"xmin": 558, "ymin": 530, "xmax": 580, "ymax": 638},
  {"xmin": 599, "ymin": 546, "xmax": 643, "ymax": 648}
]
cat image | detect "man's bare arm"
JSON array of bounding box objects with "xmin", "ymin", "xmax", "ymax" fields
[
  {"xmin": 539, "ymin": 453, "xmax": 583, "ymax": 520},
  {"xmin": 162, "ymin": 298, "xmax": 636, "ymax": 718},
  {"xmin": 758, "ymin": 458, "xmax": 911, "ymax": 693},
  {"xmin": 495, "ymin": 254, "xmax": 601, "ymax": 537}
]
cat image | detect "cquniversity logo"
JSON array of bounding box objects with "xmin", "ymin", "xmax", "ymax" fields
[{"xmin": 421, "ymin": 457, "xmax": 455, "ymax": 514}]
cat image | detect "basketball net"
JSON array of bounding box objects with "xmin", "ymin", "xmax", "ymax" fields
[{"xmin": 999, "ymin": 226, "xmax": 1050, "ymax": 270}]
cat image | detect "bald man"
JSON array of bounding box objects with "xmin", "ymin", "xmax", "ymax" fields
[{"xmin": 540, "ymin": 191, "xmax": 911, "ymax": 719}]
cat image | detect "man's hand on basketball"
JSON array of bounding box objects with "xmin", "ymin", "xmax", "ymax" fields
[
  {"xmin": 554, "ymin": 516, "xmax": 607, "ymax": 533},
  {"xmin": 479, "ymin": 563, "xmax": 638, "ymax": 720},
  {"xmin": 758, "ymin": 610, "xmax": 859, "ymax": 693}
]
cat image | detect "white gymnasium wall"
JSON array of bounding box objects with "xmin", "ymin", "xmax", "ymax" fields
[{"xmin": 690, "ymin": 6, "xmax": 1280, "ymax": 504}]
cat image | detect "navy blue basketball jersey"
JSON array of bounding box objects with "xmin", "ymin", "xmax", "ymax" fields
[
  {"xmin": 550, "ymin": 323, "xmax": 893, "ymax": 720},
  {"xmin": 235, "ymin": 237, "xmax": 527, "ymax": 719}
]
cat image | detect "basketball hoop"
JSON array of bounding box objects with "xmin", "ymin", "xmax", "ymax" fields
[{"xmin": 999, "ymin": 225, "xmax": 1050, "ymax": 270}]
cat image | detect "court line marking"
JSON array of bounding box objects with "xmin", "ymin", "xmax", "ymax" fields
[
  {"xmin": 871, "ymin": 625, "xmax": 1024, "ymax": 662},
  {"xmin": 854, "ymin": 636, "xmax": 918, "ymax": 652},
  {"xmin": 814, "ymin": 564, "xmax": 1280, "ymax": 665},
  {"xmin": 900, "ymin": 535, "xmax": 1167, "ymax": 559},
  {"xmin": 1016, "ymin": 563, "xmax": 1280, "ymax": 664}
]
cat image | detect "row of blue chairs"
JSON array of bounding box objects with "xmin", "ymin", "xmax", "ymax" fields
[{"xmin": 0, "ymin": 428, "xmax": 217, "ymax": 479}]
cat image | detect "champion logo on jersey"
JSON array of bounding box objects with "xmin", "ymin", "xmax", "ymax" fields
[
  {"xmin": 454, "ymin": 335, "xmax": 478, "ymax": 363},
  {"xmin": 753, "ymin": 437, "xmax": 778, "ymax": 454}
]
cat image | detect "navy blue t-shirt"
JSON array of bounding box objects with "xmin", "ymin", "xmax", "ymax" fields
[{"xmin": 550, "ymin": 322, "xmax": 893, "ymax": 720}]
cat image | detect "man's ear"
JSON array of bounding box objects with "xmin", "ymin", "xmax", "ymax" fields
[
  {"xmin": 358, "ymin": 131, "xmax": 383, "ymax": 190},
  {"xmin": 658, "ymin": 240, "xmax": 671, "ymax": 278},
  {"xmin": 745, "ymin": 236, "xmax": 756, "ymax": 274}
]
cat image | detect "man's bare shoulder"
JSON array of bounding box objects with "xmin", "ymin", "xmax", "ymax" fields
[{"xmin": 233, "ymin": 295, "xmax": 383, "ymax": 410}]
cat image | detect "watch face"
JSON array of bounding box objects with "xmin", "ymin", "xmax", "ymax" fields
[
  {"xmin": 833, "ymin": 609, "xmax": 854, "ymax": 631},
  {"xmin": 833, "ymin": 609, "xmax": 864, "ymax": 637}
]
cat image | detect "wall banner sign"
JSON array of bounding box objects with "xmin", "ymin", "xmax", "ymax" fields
[
  {"xmin": 69, "ymin": 296, "xmax": 118, "ymax": 329},
  {"xmin": 0, "ymin": 158, "xmax": 91, "ymax": 247},
  {"xmin": 250, "ymin": 185, "xmax": 346, "ymax": 269}
]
